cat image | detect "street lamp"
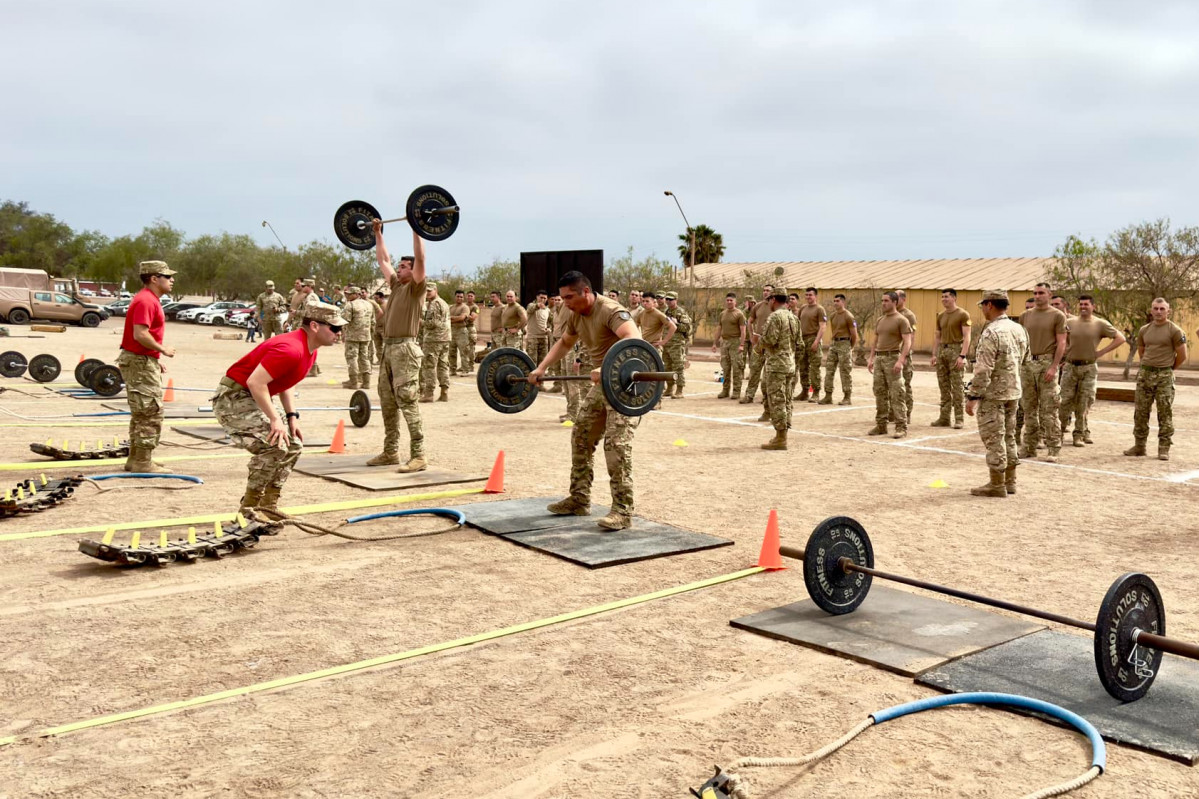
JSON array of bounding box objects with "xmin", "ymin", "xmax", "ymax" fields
[
  {"xmin": 663, "ymin": 190, "xmax": 695, "ymax": 287},
  {"xmin": 261, "ymin": 220, "xmax": 287, "ymax": 250}
]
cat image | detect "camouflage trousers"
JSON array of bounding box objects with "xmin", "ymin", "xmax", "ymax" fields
[
  {"xmin": 977, "ymin": 398, "xmax": 1019, "ymax": 472},
  {"xmin": 558, "ymin": 346, "xmax": 590, "ymax": 420},
  {"xmin": 568, "ymin": 385, "xmax": 640, "ymax": 516},
  {"xmin": 371, "ymin": 332, "xmax": 382, "ymax": 364},
  {"xmin": 935, "ymin": 343, "xmax": 966, "ymax": 423},
  {"xmin": 450, "ymin": 326, "xmax": 471, "ymax": 373},
  {"xmin": 872, "ymin": 353, "xmax": 906, "ymax": 429},
  {"xmin": 116, "ymin": 350, "xmax": 164, "ymax": 450},
  {"xmin": 526, "ymin": 337, "xmax": 550, "ymax": 369},
  {"xmin": 766, "ymin": 369, "xmax": 795, "ymax": 432},
  {"xmin": 824, "ymin": 339, "xmax": 852, "ymax": 399},
  {"xmin": 496, "ymin": 331, "xmax": 524, "ymax": 350},
  {"xmin": 1133, "ymin": 366, "xmax": 1175, "ymax": 447},
  {"xmin": 1059, "ymin": 362, "xmax": 1098, "ymax": 437},
  {"xmin": 212, "ymin": 380, "xmax": 302, "ymax": 494},
  {"xmin": 344, "ymin": 340, "xmax": 371, "ymax": 381},
  {"xmin": 744, "ymin": 346, "xmax": 766, "ymax": 400},
  {"xmin": 797, "ymin": 335, "xmax": 822, "ymax": 396},
  {"xmin": 719, "ymin": 340, "xmax": 743, "ymax": 396},
  {"xmin": 1020, "ymin": 359, "xmax": 1061, "ymax": 452},
  {"xmin": 260, "ymin": 316, "xmax": 283, "ymax": 339},
  {"xmin": 379, "ymin": 339, "xmax": 424, "ymax": 458},
  {"xmin": 420, "ymin": 340, "xmax": 450, "ymax": 395},
  {"xmin": 902, "ymin": 356, "xmax": 914, "ymax": 421},
  {"xmin": 465, "ymin": 328, "xmax": 477, "ymax": 371},
  {"xmin": 663, "ymin": 340, "xmax": 687, "ymax": 393}
]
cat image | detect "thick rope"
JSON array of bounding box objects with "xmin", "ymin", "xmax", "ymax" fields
[
  {"xmin": 262, "ymin": 511, "xmax": 462, "ymax": 542},
  {"xmin": 82, "ymin": 478, "xmax": 199, "ymax": 494},
  {"xmin": 1020, "ymin": 765, "xmax": 1102, "ymax": 799},
  {"xmin": 722, "ymin": 718, "xmax": 873, "ymax": 799}
]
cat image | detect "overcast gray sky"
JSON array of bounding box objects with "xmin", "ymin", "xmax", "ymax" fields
[{"xmin": 4, "ymin": 1, "xmax": 1198, "ymax": 272}]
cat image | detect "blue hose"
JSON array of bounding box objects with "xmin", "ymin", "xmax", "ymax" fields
[
  {"xmin": 345, "ymin": 508, "xmax": 466, "ymax": 525},
  {"xmin": 870, "ymin": 692, "xmax": 1105, "ymax": 773},
  {"xmin": 89, "ymin": 473, "xmax": 205, "ymax": 484},
  {"xmin": 71, "ymin": 411, "xmax": 130, "ymax": 417}
]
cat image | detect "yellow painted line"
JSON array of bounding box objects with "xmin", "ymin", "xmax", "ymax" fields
[
  {"xmin": 0, "ymin": 453, "xmax": 250, "ymax": 472},
  {"xmin": 0, "ymin": 488, "xmax": 487, "ymax": 542},
  {"xmin": 0, "ymin": 567, "xmax": 764, "ymax": 746},
  {"xmin": 0, "ymin": 420, "xmax": 220, "ymax": 428}
]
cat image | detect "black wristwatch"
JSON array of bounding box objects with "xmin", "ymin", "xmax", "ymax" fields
[{"xmin": 285, "ymin": 412, "xmax": 300, "ymax": 420}]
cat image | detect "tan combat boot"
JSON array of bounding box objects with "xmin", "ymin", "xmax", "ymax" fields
[
  {"xmin": 818, "ymin": 395, "xmax": 833, "ymax": 405},
  {"xmin": 1123, "ymin": 442, "xmax": 1147, "ymax": 457},
  {"xmin": 366, "ymin": 451, "xmax": 400, "ymax": 466},
  {"xmin": 256, "ymin": 485, "xmax": 287, "ymax": 520},
  {"xmin": 838, "ymin": 396, "xmax": 852, "ymax": 406},
  {"xmin": 756, "ymin": 410, "xmax": 770, "ymax": 422},
  {"xmin": 892, "ymin": 427, "xmax": 908, "ymax": 439},
  {"xmin": 397, "ymin": 456, "xmax": 427, "ymax": 473},
  {"xmin": 971, "ymin": 470, "xmax": 1008, "ymax": 497},
  {"xmin": 1004, "ymin": 465, "xmax": 1017, "ymax": 494},
  {"xmin": 930, "ymin": 417, "xmax": 951, "ymax": 428},
  {"xmin": 1158, "ymin": 446, "xmax": 1170, "ymax": 461},
  {"xmin": 342, "ymin": 379, "xmax": 358, "ymax": 389},
  {"xmin": 1072, "ymin": 431, "xmax": 1085, "ymax": 447},
  {"xmin": 867, "ymin": 424, "xmax": 887, "ymax": 436},
  {"xmin": 547, "ymin": 496, "xmax": 591, "ymax": 516},
  {"xmin": 238, "ymin": 487, "xmax": 263, "ymax": 518},
  {"xmin": 124, "ymin": 446, "xmax": 170, "ymax": 473},
  {"xmin": 761, "ymin": 430, "xmax": 787, "ymax": 450},
  {"xmin": 360, "ymin": 375, "xmax": 371, "ymax": 389},
  {"xmin": 419, "ymin": 393, "xmax": 434, "ymax": 403},
  {"xmin": 597, "ymin": 511, "xmax": 633, "ymax": 531},
  {"xmin": 437, "ymin": 387, "xmax": 449, "ymax": 402}
]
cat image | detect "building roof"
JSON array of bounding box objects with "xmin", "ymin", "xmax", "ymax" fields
[{"xmin": 686, "ymin": 257, "xmax": 1053, "ymax": 291}]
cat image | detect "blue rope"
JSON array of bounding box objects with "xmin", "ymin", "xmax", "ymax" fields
[
  {"xmin": 88, "ymin": 473, "xmax": 205, "ymax": 484},
  {"xmin": 344, "ymin": 508, "xmax": 466, "ymax": 525}
]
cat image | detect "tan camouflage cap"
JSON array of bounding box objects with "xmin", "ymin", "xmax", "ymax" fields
[
  {"xmin": 345, "ymin": 285, "xmax": 361, "ymax": 295},
  {"xmin": 301, "ymin": 301, "xmax": 348, "ymax": 327},
  {"xmin": 426, "ymin": 282, "xmax": 437, "ymax": 291},
  {"xmin": 979, "ymin": 289, "xmax": 1009, "ymax": 304},
  {"xmin": 665, "ymin": 291, "xmax": 678, "ymax": 300},
  {"xmin": 139, "ymin": 260, "xmax": 177, "ymax": 277},
  {"xmin": 303, "ymin": 278, "xmax": 316, "ymax": 287},
  {"xmin": 265, "ymin": 280, "xmax": 275, "ymax": 288}
]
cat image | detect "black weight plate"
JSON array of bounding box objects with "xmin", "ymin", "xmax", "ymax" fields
[
  {"xmin": 28, "ymin": 354, "xmax": 61, "ymax": 383},
  {"xmin": 803, "ymin": 516, "xmax": 875, "ymax": 615},
  {"xmin": 600, "ymin": 339, "xmax": 664, "ymax": 417},
  {"xmin": 349, "ymin": 389, "xmax": 371, "ymax": 428},
  {"xmin": 334, "ymin": 200, "xmax": 382, "ymax": 251},
  {"xmin": 406, "ymin": 184, "xmax": 460, "ymax": 242},
  {"xmin": 89, "ymin": 364, "xmax": 125, "ymax": 397},
  {"xmin": 477, "ymin": 347, "xmax": 537, "ymax": 413},
  {"xmin": 1094, "ymin": 572, "xmax": 1165, "ymax": 702},
  {"xmin": 0, "ymin": 350, "xmax": 27, "ymax": 378},
  {"xmin": 75, "ymin": 358, "xmax": 105, "ymax": 387}
]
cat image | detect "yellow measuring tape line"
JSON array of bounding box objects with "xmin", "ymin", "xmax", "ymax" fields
[
  {"xmin": 0, "ymin": 453, "xmax": 250, "ymax": 472},
  {"xmin": 0, "ymin": 566, "xmax": 764, "ymax": 746},
  {"xmin": 0, "ymin": 487, "xmax": 487, "ymax": 542},
  {"xmin": 0, "ymin": 420, "xmax": 221, "ymax": 428}
]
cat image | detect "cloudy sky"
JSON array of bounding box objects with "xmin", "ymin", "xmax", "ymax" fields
[{"xmin": 4, "ymin": 1, "xmax": 1198, "ymax": 271}]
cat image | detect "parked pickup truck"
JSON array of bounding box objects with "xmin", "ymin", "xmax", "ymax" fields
[{"xmin": 0, "ymin": 287, "xmax": 109, "ymax": 327}]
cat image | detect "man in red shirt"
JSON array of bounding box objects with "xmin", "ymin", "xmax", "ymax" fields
[
  {"xmin": 117, "ymin": 260, "xmax": 177, "ymax": 473},
  {"xmin": 213, "ymin": 302, "xmax": 346, "ymax": 517}
]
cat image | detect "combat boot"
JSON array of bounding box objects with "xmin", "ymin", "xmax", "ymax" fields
[
  {"xmin": 124, "ymin": 446, "xmax": 170, "ymax": 473},
  {"xmin": 1072, "ymin": 431, "xmax": 1085, "ymax": 447},
  {"xmin": 867, "ymin": 424, "xmax": 888, "ymax": 436},
  {"xmin": 891, "ymin": 427, "xmax": 907, "ymax": 439},
  {"xmin": 1123, "ymin": 442, "xmax": 1147, "ymax": 457},
  {"xmin": 1082, "ymin": 432, "xmax": 1093, "ymax": 444},
  {"xmin": 437, "ymin": 387, "xmax": 449, "ymax": 402},
  {"xmin": 808, "ymin": 393, "xmax": 820, "ymax": 404},
  {"xmin": 238, "ymin": 487, "xmax": 263, "ymax": 518},
  {"xmin": 342, "ymin": 379, "xmax": 358, "ymax": 389},
  {"xmin": 360, "ymin": 375, "xmax": 371, "ymax": 389},
  {"xmin": 547, "ymin": 496, "xmax": 591, "ymax": 516},
  {"xmin": 397, "ymin": 456, "xmax": 427, "ymax": 473},
  {"xmin": 1158, "ymin": 446, "xmax": 1170, "ymax": 462},
  {"xmin": 930, "ymin": 417, "xmax": 951, "ymax": 428},
  {"xmin": 256, "ymin": 485, "xmax": 287, "ymax": 521},
  {"xmin": 761, "ymin": 431, "xmax": 787, "ymax": 450},
  {"xmin": 953, "ymin": 418, "xmax": 963, "ymax": 429},
  {"xmin": 597, "ymin": 511, "xmax": 633, "ymax": 531},
  {"xmin": 716, "ymin": 388, "xmax": 730, "ymax": 399},
  {"xmin": 366, "ymin": 451, "xmax": 400, "ymax": 466},
  {"xmin": 818, "ymin": 395, "xmax": 833, "ymax": 405},
  {"xmin": 729, "ymin": 391, "xmax": 741, "ymax": 400},
  {"xmin": 419, "ymin": 393, "xmax": 434, "ymax": 403},
  {"xmin": 838, "ymin": 396, "xmax": 852, "ymax": 406},
  {"xmin": 1017, "ymin": 444, "xmax": 1034, "ymax": 459},
  {"xmin": 738, "ymin": 395, "xmax": 753, "ymax": 404},
  {"xmin": 1004, "ymin": 465, "xmax": 1017, "ymax": 494},
  {"xmin": 756, "ymin": 409, "xmax": 770, "ymax": 422},
  {"xmin": 546, "ymin": 384, "xmax": 563, "ymax": 394},
  {"xmin": 971, "ymin": 470, "xmax": 1008, "ymax": 497},
  {"xmin": 673, "ymin": 386, "xmax": 684, "ymax": 399}
]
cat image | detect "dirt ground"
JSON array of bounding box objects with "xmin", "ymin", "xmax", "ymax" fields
[{"xmin": 1, "ymin": 320, "xmax": 1197, "ymax": 798}]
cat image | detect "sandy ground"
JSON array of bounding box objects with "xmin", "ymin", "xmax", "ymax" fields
[{"xmin": 1, "ymin": 320, "xmax": 1198, "ymax": 798}]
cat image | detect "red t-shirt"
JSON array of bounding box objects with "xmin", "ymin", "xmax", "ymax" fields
[
  {"xmin": 224, "ymin": 329, "xmax": 316, "ymax": 396},
  {"xmin": 121, "ymin": 288, "xmax": 165, "ymax": 358}
]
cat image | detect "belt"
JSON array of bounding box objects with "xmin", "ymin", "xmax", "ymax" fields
[
  {"xmin": 1141, "ymin": 364, "xmax": 1174, "ymax": 372},
  {"xmin": 218, "ymin": 376, "xmax": 244, "ymax": 390},
  {"xmin": 383, "ymin": 336, "xmax": 418, "ymax": 343},
  {"xmin": 834, "ymin": 337, "xmax": 851, "ymax": 341},
  {"xmin": 875, "ymin": 350, "xmax": 899, "ymax": 355},
  {"xmin": 940, "ymin": 343, "xmax": 960, "ymax": 348},
  {"xmin": 1068, "ymin": 359, "xmax": 1095, "ymax": 366},
  {"xmin": 1030, "ymin": 354, "xmax": 1054, "ymax": 361}
]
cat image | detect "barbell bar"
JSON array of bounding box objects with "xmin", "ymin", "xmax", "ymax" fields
[
  {"xmin": 477, "ymin": 339, "xmax": 669, "ymax": 417},
  {"xmin": 333, "ymin": 184, "xmax": 461, "ymax": 249},
  {"xmin": 775, "ymin": 516, "xmax": 1199, "ymax": 702},
  {"xmin": 198, "ymin": 389, "xmax": 377, "ymax": 428}
]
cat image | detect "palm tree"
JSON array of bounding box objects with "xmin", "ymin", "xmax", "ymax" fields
[{"xmin": 677, "ymin": 224, "xmax": 725, "ymax": 267}]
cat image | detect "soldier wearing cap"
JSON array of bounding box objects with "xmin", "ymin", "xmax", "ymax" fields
[
  {"xmin": 340, "ymin": 286, "xmax": 375, "ymax": 389},
  {"xmin": 966, "ymin": 290, "xmax": 1029, "ymax": 497},
  {"xmin": 117, "ymin": 260, "xmax": 177, "ymax": 473},
  {"xmin": 297, "ymin": 279, "xmax": 324, "ymax": 376},
  {"xmin": 662, "ymin": 291, "xmax": 692, "ymax": 398},
  {"xmin": 420, "ymin": 282, "xmax": 451, "ymax": 402},
  {"xmin": 214, "ymin": 301, "xmax": 347, "ymax": 517},
  {"xmin": 255, "ymin": 280, "xmax": 287, "ymax": 340},
  {"xmin": 289, "ymin": 277, "xmax": 313, "ymax": 330},
  {"xmin": 463, "ymin": 291, "xmax": 480, "ymax": 373},
  {"xmin": 448, "ymin": 290, "xmax": 472, "ymax": 375}
]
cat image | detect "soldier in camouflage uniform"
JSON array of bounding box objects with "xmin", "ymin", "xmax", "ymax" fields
[
  {"xmin": 214, "ymin": 302, "xmax": 346, "ymax": 517},
  {"xmin": 966, "ymin": 290, "xmax": 1029, "ymax": 497},
  {"xmin": 297, "ymin": 280, "xmax": 323, "ymax": 376},
  {"xmin": 499, "ymin": 290, "xmax": 528, "ymax": 349},
  {"xmin": 796, "ymin": 288, "xmax": 827, "ymax": 403},
  {"xmin": 370, "ymin": 290, "xmax": 385, "ymax": 365},
  {"xmin": 464, "ymin": 291, "xmax": 479, "ymax": 373},
  {"xmin": 117, "ymin": 260, "xmax": 178, "ymax": 473},
  {"xmin": 526, "ymin": 290, "xmax": 552, "ymax": 367},
  {"xmin": 255, "ymin": 280, "xmax": 288, "ymax": 339},
  {"xmin": 896, "ymin": 290, "xmax": 917, "ymax": 423},
  {"xmin": 419, "ymin": 282, "xmax": 451, "ymax": 402},
  {"xmin": 448, "ymin": 290, "xmax": 472, "ymax": 375},
  {"xmin": 1125, "ymin": 298, "xmax": 1188, "ymax": 461},
  {"xmin": 1059, "ymin": 295, "xmax": 1124, "ymax": 446},
  {"xmin": 867, "ymin": 292, "xmax": 913, "ymax": 439},
  {"xmin": 821, "ymin": 293, "xmax": 857, "ymax": 405},
  {"xmin": 662, "ymin": 291, "xmax": 691, "ymax": 398},
  {"xmin": 712, "ymin": 292, "xmax": 747, "ymax": 399},
  {"xmin": 760, "ymin": 291, "xmax": 799, "ymax": 450},
  {"xmin": 339, "ymin": 286, "xmax": 374, "ymax": 389},
  {"xmin": 740, "ymin": 285, "xmax": 774, "ymax": 404}
]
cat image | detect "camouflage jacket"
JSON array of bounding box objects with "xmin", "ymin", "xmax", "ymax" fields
[
  {"xmin": 969, "ymin": 315, "xmax": 1028, "ymax": 401},
  {"xmin": 761, "ymin": 308, "xmax": 799, "ymax": 372},
  {"xmin": 422, "ymin": 296, "xmax": 451, "ymax": 343},
  {"xmin": 341, "ymin": 298, "xmax": 374, "ymax": 342},
  {"xmin": 665, "ymin": 306, "xmax": 693, "ymax": 342},
  {"xmin": 256, "ymin": 291, "xmax": 287, "ymax": 317}
]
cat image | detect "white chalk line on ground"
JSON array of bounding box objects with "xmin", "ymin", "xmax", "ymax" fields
[{"xmin": 1165, "ymin": 468, "xmax": 1199, "ymax": 484}]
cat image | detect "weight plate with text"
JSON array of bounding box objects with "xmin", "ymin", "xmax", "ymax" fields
[
  {"xmin": 1095, "ymin": 572, "xmax": 1165, "ymax": 702},
  {"xmin": 334, "ymin": 200, "xmax": 383, "ymax": 250},
  {"xmin": 405, "ymin": 184, "xmax": 460, "ymax": 242},
  {"xmin": 600, "ymin": 339, "xmax": 664, "ymax": 417},
  {"xmin": 75, "ymin": 358, "xmax": 105, "ymax": 387},
  {"xmin": 349, "ymin": 389, "xmax": 372, "ymax": 428},
  {"xmin": 28, "ymin": 354, "xmax": 61, "ymax": 383},
  {"xmin": 478, "ymin": 347, "xmax": 538, "ymax": 414},
  {"xmin": 803, "ymin": 516, "xmax": 875, "ymax": 615},
  {"xmin": 0, "ymin": 350, "xmax": 27, "ymax": 378},
  {"xmin": 89, "ymin": 364, "xmax": 124, "ymax": 397}
]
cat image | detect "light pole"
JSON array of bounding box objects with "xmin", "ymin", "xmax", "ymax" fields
[
  {"xmin": 663, "ymin": 190, "xmax": 696, "ymax": 288},
  {"xmin": 261, "ymin": 220, "xmax": 287, "ymax": 251}
]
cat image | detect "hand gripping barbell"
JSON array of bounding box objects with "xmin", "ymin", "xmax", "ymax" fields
[
  {"xmin": 333, "ymin": 184, "xmax": 461, "ymax": 250},
  {"xmin": 477, "ymin": 339, "xmax": 672, "ymax": 417},
  {"xmin": 198, "ymin": 390, "xmax": 377, "ymax": 428},
  {"xmin": 773, "ymin": 516, "xmax": 1199, "ymax": 702}
]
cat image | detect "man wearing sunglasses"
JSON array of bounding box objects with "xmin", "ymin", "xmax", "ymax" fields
[
  {"xmin": 117, "ymin": 260, "xmax": 178, "ymax": 474},
  {"xmin": 213, "ymin": 302, "xmax": 347, "ymax": 518}
]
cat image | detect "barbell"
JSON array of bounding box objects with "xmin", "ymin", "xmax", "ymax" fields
[
  {"xmin": 776, "ymin": 516, "xmax": 1199, "ymax": 702},
  {"xmin": 477, "ymin": 339, "xmax": 671, "ymax": 417},
  {"xmin": 75, "ymin": 358, "xmax": 106, "ymax": 387},
  {"xmin": 198, "ymin": 390, "xmax": 377, "ymax": 428},
  {"xmin": 334, "ymin": 184, "xmax": 461, "ymax": 250},
  {"xmin": 1, "ymin": 352, "xmax": 62, "ymax": 382}
]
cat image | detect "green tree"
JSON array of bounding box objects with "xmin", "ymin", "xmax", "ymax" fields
[
  {"xmin": 606, "ymin": 246, "xmax": 676, "ymax": 295},
  {"xmin": 677, "ymin": 224, "xmax": 725, "ymax": 267},
  {"xmin": 0, "ymin": 200, "xmax": 79, "ymax": 274}
]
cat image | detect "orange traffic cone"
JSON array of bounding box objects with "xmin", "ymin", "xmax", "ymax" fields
[
  {"xmin": 78, "ymin": 353, "xmax": 85, "ymax": 363},
  {"xmin": 327, "ymin": 420, "xmax": 346, "ymax": 453},
  {"xmin": 163, "ymin": 378, "xmax": 175, "ymax": 403},
  {"xmin": 756, "ymin": 509, "xmax": 785, "ymax": 570},
  {"xmin": 483, "ymin": 450, "xmax": 505, "ymax": 493}
]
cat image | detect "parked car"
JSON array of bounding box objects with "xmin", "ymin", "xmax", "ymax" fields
[
  {"xmin": 225, "ymin": 308, "xmax": 256, "ymax": 328},
  {"xmin": 107, "ymin": 298, "xmax": 133, "ymax": 317},
  {"xmin": 0, "ymin": 289, "xmax": 108, "ymax": 327},
  {"xmin": 180, "ymin": 301, "xmax": 248, "ymax": 323},
  {"xmin": 197, "ymin": 302, "xmax": 253, "ymax": 325},
  {"xmin": 98, "ymin": 289, "xmax": 113, "ymax": 297},
  {"xmin": 79, "ymin": 288, "xmax": 95, "ymax": 296},
  {"xmin": 119, "ymin": 290, "xmax": 132, "ymax": 299},
  {"xmin": 164, "ymin": 302, "xmax": 202, "ymax": 321}
]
